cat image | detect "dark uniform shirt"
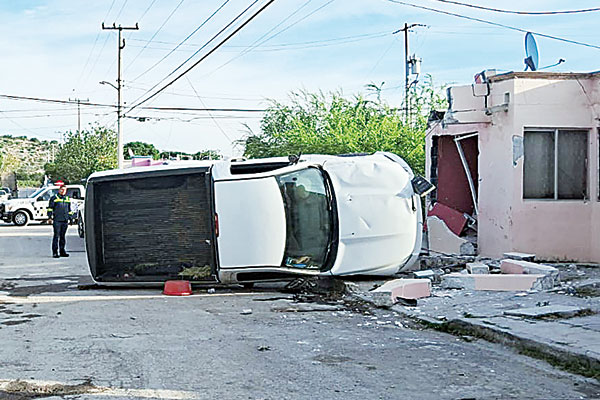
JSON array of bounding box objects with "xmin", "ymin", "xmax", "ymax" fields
[{"xmin": 48, "ymin": 193, "xmax": 73, "ymax": 222}]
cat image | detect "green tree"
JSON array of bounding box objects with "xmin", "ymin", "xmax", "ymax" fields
[
  {"xmin": 44, "ymin": 125, "xmax": 117, "ymax": 182},
  {"xmin": 239, "ymin": 76, "xmax": 446, "ymax": 176},
  {"xmin": 124, "ymin": 141, "xmax": 160, "ymax": 160}
]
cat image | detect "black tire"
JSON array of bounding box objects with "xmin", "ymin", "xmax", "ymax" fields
[
  {"xmin": 77, "ymin": 212, "xmax": 84, "ymax": 238},
  {"xmin": 13, "ymin": 210, "xmax": 29, "ymax": 226}
]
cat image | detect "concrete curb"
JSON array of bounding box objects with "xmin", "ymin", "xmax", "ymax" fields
[{"xmin": 347, "ymin": 288, "xmax": 600, "ymax": 380}]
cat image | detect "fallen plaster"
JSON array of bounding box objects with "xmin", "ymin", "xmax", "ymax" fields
[
  {"xmin": 500, "ymin": 259, "xmax": 560, "ymax": 286},
  {"xmin": 370, "ymin": 279, "xmax": 431, "ymax": 307},
  {"xmin": 441, "ymin": 273, "xmax": 553, "ymax": 291},
  {"xmin": 427, "ymin": 216, "xmax": 474, "ymax": 255}
]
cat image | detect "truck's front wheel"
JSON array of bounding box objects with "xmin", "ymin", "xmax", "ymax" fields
[{"xmin": 13, "ymin": 211, "xmax": 29, "ymax": 226}]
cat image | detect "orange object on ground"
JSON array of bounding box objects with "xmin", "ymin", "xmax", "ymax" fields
[{"xmin": 163, "ymin": 280, "xmax": 192, "ymax": 296}]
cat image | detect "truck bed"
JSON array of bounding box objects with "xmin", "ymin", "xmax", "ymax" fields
[{"xmin": 85, "ymin": 167, "xmax": 216, "ymax": 283}]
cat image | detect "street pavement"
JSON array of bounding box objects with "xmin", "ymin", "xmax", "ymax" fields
[{"xmin": 0, "ymin": 223, "xmax": 599, "ymax": 399}]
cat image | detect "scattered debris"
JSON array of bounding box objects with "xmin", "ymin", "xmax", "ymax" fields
[
  {"xmin": 504, "ymin": 305, "xmax": 594, "ymax": 320},
  {"xmin": 466, "ymin": 262, "xmax": 489, "ymax": 275},
  {"xmin": 503, "ymin": 252, "xmax": 536, "ymax": 262},
  {"xmin": 427, "ymin": 216, "xmax": 475, "ymax": 256},
  {"xmin": 178, "ymin": 265, "xmax": 212, "ymax": 280},
  {"xmin": 370, "ymin": 279, "xmax": 431, "ymax": 307},
  {"xmin": 441, "ymin": 273, "xmax": 553, "ymax": 291},
  {"xmin": 257, "ymin": 345, "xmax": 271, "ymax": 351},
  {"xmin": 241, "ymin": 309, "xmax": 253, "ymax": 315},
  {"xmin": 500, "ymin": 259, "xmax": 559, "ymax": 285}
]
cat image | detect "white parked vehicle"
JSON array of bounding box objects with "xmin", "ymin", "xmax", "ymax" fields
[
  {"xmin": 84, "ymin": 152, "xmax": 432, "ymax": 284},
  {"xmin": 0, "ymin": 184, "xmax": 85, "ymax": 226}
]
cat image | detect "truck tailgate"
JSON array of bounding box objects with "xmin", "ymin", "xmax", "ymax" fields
[{"xmin": 85, "ymin": 168, "xmax": 216, "ymax": 283}]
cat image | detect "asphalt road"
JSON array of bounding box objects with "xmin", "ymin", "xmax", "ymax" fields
[{"xmin": 0, "ymin": 223, "xmax": 599, "ymax": 400}]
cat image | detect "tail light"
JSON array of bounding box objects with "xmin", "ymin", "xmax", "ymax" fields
[{"xmin": 214, "ymin": 213, "xmax": 219, "ymax": 237}]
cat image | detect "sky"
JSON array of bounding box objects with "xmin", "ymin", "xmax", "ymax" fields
[{"xmin": 0, "ymin": 0, "xmax": 599, "ymax": 156}]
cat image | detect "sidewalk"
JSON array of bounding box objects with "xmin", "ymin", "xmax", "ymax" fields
[{"xmin": 349, "ymin": 269, "xmax": 600, "ymax": 380}]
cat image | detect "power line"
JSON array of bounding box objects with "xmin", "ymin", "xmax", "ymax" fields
[
  {"xmin": 430, "ymin": 0, "xmax": 600, "ymax": 15},
  {"xmin": 124, "ymin": 0, "xmax": 187, "ymax": 73},
  {"xmin": 386, "ymin": 0, "xmax": 600, "ymax": 51},
  {"xmin": 128, "ymin": 30, "xmax": 390, "ymax": 49},
  {"xmin": 126, "ymin": 0, "xmax": 276, "ymax": 115},
  {"xmin": 185, "ymin": 76, "xmax": 232, "ymax": 142},
  {"xmin": 0, "ymin": 93, "xmax": 265, "ymax": 112},
  {"xmin": 75, "ymin": 0, "xmax": 117, "ymax": 88},
  {"xmin": 127, "ymin": 0, "xmax": 260, "ymax": 107},
  {"xmin": 131, "ymin": 0, "xmax": 232, "ymax": 83},
  {"xmin": 204, "ymin": 0, "xmax": 335, "ymax": 77}
]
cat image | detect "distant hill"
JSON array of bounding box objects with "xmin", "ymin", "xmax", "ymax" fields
[{"xmin": 0, "ymin": 135, "xmax": 58, "ymax": 186}]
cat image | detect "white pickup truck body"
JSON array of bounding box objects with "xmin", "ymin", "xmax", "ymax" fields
[
  {"xmin": 0, "ymin": 185, "xmax": 85, "ymax": 226},
  {"xmin": 84, "ymin": 153, "xmax": 427, "ymax": 284}
]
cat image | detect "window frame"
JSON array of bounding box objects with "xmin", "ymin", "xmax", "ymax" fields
[{"xmin": 523, "ymin": 127, "xmax": 589, "ymax": 201}]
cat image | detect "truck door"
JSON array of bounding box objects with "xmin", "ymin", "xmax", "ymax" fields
[{"xmin": 34, "ymin": 189, "xmax": 57, "ymax": 219}]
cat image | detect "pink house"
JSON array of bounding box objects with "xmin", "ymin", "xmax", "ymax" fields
[{"xmin": 426, "ymin": 70, "xmax": 600, "ymax": 263}]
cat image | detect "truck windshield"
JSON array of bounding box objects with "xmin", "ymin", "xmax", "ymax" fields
[
  {"xmin": 28, "ymin": 188, "xmax": 46, "ymax": 198},
  {"xmin": 275, "ymin": 168, "xmax": 334, "ymax": 271}
]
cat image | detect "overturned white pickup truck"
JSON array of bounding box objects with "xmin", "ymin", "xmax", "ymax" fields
[{"xmin": 84, "ymin": 152, "xmax": 432, "ymax": 285}]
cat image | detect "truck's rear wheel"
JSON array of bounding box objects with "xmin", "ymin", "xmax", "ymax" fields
[
  {"xmin": 78, "ymin": 212, "xmax": 84, "ymax": 238},
  {"xmin": 13, "ymin": 211, "xmax": 29, "ymax": 226}
]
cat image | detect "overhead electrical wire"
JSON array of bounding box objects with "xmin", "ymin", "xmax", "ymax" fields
[
  {"xmin": 430, "ymin": 0, "xmax": 600, "ymax": 15},
  {"xmin": 204, "ymin": 0, "xmax": 335, "ymax": 77},
  {"xmin": 185, "ymin": 75, "xmax": 232, "ymax": 142},
  {"xmin": 123, "ymin": 0, "xmax": 187, "ymax": 73},
  {"xmin": 386, "ymin": 0, "xmax": 600, "ymax": 50},
  {"xmin": 127, "ymin": 30, "xmax": 390, "ymax": 50},
  {"xmin": 131, "ymin": 0, "xmax": 232, "ymax": 83},
  {"xmin": 0, "ymin": 93, "xmax": 265, "ymax": 113},
  {"xmin": 99, "ymin": 0, "xmax": 160, "ymax": 85},
  {"xmin": 75, "ymin": 0, "xmax": 118, "ymax": 88},
  {"xmin": 126, "ymin": 0, "xmax": 277, "ymax": 116},
  {"xmin": 126, "ymin": 0, "xmax": 261, "ymax": 108}
]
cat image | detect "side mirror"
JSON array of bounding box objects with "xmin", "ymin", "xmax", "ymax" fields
[{"xmin": 411, "ymin": 176, "xmax": 435, "ymax": 197}]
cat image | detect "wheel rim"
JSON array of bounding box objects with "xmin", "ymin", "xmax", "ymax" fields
[{"xmin": 14, "ymin": 213, "xmax": 26, "ymax": 225}]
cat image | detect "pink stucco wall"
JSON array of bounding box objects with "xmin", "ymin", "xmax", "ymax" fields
[{"xmin": 427, "ymin": 72, "xmax": 600, "ymax": 262}]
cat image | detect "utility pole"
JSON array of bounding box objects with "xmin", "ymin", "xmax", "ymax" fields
[
  {"xmin": 394, "ymin": 23, "xmax": 425, "ymax": 125},
  {"xmin": 102, "ymin": 22, "xmax": 139, "ymax": 169},
  {"xmin": 69, "ymin": 98, "xmax": 89, "ymax": 133}
]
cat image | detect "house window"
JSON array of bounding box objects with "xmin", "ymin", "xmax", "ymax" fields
[{"xmin": 523, "ymin": 129, "xmax": 588, "ymax": 200}]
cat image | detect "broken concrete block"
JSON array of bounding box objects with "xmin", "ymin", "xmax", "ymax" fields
[
  {"xmin": 467, "ymin": 262, "xmax": 489, "ymax": 275},
  {"xmin": 503, "ymin": 252, "xmax": 535, "ymax": 262},
  {"xmin": 500, "ymin": 259, "xmax": 559, "ymax": 285},
  {"xmin": 460, "ymin": 242, "xmax": 476, "ymax": 256},
  {"xmin": 427, "ymin": 216, "xmax": 472, "ymax": 256},
  {"xmin": 371, "ymin": 279, "xmax": 431, "ymax": 306},
  {"xmin": 441, "ymin": 273, "xmax": 553, "ymax": 291},
  {"xmin": 412, "ymin": 270, "xmax": 435, "ymax": 280},
  {"xmin": 504, "ymin": 305, "xmax": 587, "ymax": 319}
]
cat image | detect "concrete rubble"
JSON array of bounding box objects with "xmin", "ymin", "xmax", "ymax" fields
[{"xmin": 345, "ymin": 255, "xmax": 600, "ymax": 379}]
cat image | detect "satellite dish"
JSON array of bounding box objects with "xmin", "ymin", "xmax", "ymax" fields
[{"xmin": 524, "ymin": 32, "xmax": 538, "ymax": 71}]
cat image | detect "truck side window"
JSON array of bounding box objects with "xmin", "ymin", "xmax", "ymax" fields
[
  {"xmin": 39, "ymin": 189, "xmax": 57, "ymax": 202},
  {"xmin": 67, "ymin": 188, "xmax": 80, "ymax": 199}
]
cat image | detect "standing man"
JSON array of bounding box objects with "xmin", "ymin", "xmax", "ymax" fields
[{"xmin": 48, "ymin": 183, "xmax": 73, "ymax": 258}]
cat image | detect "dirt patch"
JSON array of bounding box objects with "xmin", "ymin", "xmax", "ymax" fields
[{"xmin": 0, "ymin": 379, "xmax": 100, "ymax": 399}]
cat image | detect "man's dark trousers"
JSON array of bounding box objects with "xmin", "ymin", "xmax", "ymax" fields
[{"xmin": 52, "ymin": 221, "xmax": 68, "ymax": 255}]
